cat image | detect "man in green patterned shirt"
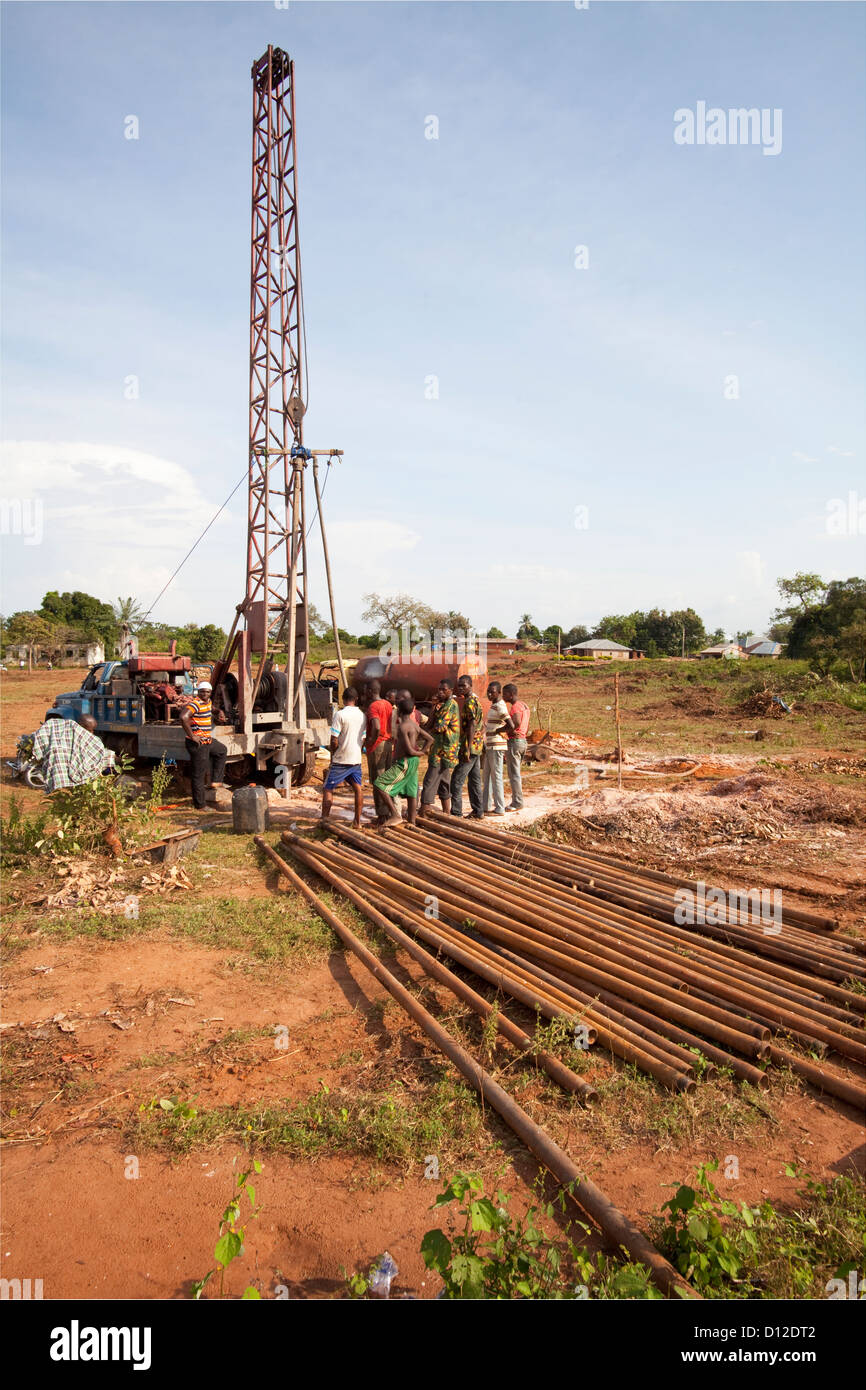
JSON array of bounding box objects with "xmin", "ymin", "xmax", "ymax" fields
[
  {"xmin": 449, "ymin": 675, "xmax": 484, "ymax": 818},
  {"xmin": 419, "ymin": 677, "xmax": 460, "ymax": 815}
]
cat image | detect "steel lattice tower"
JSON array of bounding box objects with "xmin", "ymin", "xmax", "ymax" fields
[{"xmin": 246, "ymin": 45, "xmax": 307, "ymax": 724}]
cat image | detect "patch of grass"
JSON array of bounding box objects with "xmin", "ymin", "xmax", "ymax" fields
[
  {"xmin": 497, "ymin": 656, "xmax": 866, "ymax": 755},
  {"xmin": 653, "ymin": 1160, "xmax": 866, "ymax": 1299},
  {"xmin": 131, "ymin": 1049, "xmax": 179, "ymax": 1070},
  {"xmin": 751, "ymin": 1168, "xmax": 866, "ymax": 1299},
  {"xmin": 543, "ymin": 1062, "xmax": 787, "ymax": 1153},
  {"xmin": 15, "ymin": 892, "xmax": 340, "ymax": 966},
  {"xmin": 126, "ymin": 1072, "xmax": 487, "ymax": 1169}
]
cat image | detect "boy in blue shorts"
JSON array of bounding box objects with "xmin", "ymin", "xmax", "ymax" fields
[{"xmin": 321, "ymin": 686, "xmax": 366, "ymax": 827}]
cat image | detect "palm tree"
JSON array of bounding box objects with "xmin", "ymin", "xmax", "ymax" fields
[
  {"xmin": 114, "ymin": 596, "xmax": 146, "ymax": 629},
  {"xmin": 114, "ymin": 596, "xmax": 146, "ymax": 658}
]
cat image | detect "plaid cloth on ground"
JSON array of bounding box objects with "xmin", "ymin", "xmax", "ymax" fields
[{"xmin": 31, "ymin": 719, "xmax": 116, "ymax": 793}]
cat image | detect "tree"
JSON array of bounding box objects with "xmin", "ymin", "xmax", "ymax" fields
[
  {"xmin": 771, "ymin": 572, "xmax": 829, "ymax": 647},
  {"xmin": 113, "ymin": 595, "xmax": 146, "ymax": 629},
  {"xmin": 307, "ymin": 603, "xmax": 327, "ymax": 638},
  {"xmin": 542, "ymin": 624, "xmax": 563, "ymax": 649},
  {"xmin": 4, "ymin": 611, "xmax": 56, "ymax": 669},
  {"xmin": 784, "ymin": 576, "xmax": 866, "ymax": 679},
  {"xmin": 362, "ymin": 592, "xmax": 429, "ymax": 634},
  {"xmin": 592, "ymin": 609, "xmax": 706, "ymax": 656},
  {"xmin": 593, "ymin": 614, "xmax": 637, "ymax": 647},
  {"xmin": 775, "ymin": 572, "xmax": 827, "ymax": 615},
  {"xmin": 113, "ymin": 596, "xmax": 146, "ymax": 657},
  {"xmin": 562, "ymin": 624, "xmax": 589, "ymax": 648},
  {"xmin": 707, "ymin": 627, "xmax": 726, "ymax": 645},
  {"xmin": 669, "ymin": 609, "xmax": 707, "ymax": 657},
  {"xmin": 40, "ymin": 590, "xmax": 116, "ymax": 647},
  {"xmin": 487, "ymin": 626, "xmax": 506, "ymax": 639},
  {"xmin": 185, "ymin": 624, "xmax": 227, "ymax": 662},
  {"xmin": 424, "ymin": 608, "xmax": 471, "ymax": 636},
  {"xmin": 517, "ymin": 613, "xmax": 541, "ymax": 642}
]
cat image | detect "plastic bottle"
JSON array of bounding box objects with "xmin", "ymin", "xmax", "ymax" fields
[
  {"xmin": 232, "ymin": 784, "xmax": 270, "ymax": 833},
  {"xmin": 368, "ymin": 1251, "xmax": 398, "ymax": 1298}
]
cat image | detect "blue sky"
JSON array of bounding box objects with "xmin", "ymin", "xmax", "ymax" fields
[{"xmin": 2, "ymin": 0, "xmax": 864, "ymax": 639}]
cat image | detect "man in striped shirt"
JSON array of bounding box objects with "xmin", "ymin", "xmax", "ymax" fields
[{"xmin": 180, "ymin": 680, "xmax": 228, "ymax": 810}]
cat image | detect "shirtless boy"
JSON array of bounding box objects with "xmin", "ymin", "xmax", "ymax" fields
[{"xmin": 374, "ymin": 696, "xmax": 433, "ymax": 827}]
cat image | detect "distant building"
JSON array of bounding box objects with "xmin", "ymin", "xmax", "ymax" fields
[
  {"xmin": 9, "ymin": 640, "xmax": 105, "ymax": 668},
  {"xmin": 697, "ymin": 642, "xmax": 747, "ymax": 659},
  {"xmin": 484, "ymin": 638, "xmax": 520, "ymax": 657},
  {"xmin": 564, "ymin": 638, "xmax": 633, "ymax": 661},
  {"xmin": 744, "ymin": 637, "xmax": 783, "ymax": 658}
]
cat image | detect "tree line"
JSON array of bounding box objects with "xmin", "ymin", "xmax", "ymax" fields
[
  {"xmin": 1, "ymin": 592, "xmax": 228, "ymax": 665},
  {"xmin": 2, "ymin": 574, "xmax": 862, "ymax": 680}
]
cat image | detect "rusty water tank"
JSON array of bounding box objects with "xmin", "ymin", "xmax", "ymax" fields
[{"xmin": 353, "ymin": 652, "xmax": 488, "ymax": 703}]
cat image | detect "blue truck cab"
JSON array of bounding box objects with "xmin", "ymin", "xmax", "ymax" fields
[{"xmin": 45, "ymin": 656, "xmax": 198, "ymax": 764}]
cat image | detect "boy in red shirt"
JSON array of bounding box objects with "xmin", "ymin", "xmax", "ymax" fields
[{"xmin": 363, "ymin": 680, "xmax": 393, "ymax": 826}]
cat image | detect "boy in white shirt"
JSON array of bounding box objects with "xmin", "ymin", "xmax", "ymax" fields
[
  {"xmin": 321, "ymin": 686, "xmax": 367, "ymax": 828},
  {"xmin": 482, "ymin": 680, "xmax": 515, "ymax": 816}
]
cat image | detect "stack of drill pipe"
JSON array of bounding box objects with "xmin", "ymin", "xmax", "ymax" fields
[
  {"xmin": 528, "ymin": 837, "xmax": 850, "ymax": 938},
  {"xmin": 423, "ymin": 811, "xmax": 866, "ymax": 982},
  {"xmin": 329, "ymin": 821, "xmax": 865, "ymax": 1063},
  {"xmin": 256, "ymin": 836, "xmax": 697, "ymax": 1300},
  {"xmin": 281, "ymin": 832, "xmax": 699, "ymax": 1093},
  {"xmin": 427, "ymin": 811, "xmax": 864, "ymax": 970},
  {"xmin": 290, "ymin": 821, "xmax": 865, "ymax": 1111}
]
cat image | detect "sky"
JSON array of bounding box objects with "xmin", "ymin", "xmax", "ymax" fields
[{"xmin": 1, "ymin": 0, "xmax": 864, "ymax": 641}]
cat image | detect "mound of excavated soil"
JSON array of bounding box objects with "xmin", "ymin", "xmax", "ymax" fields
[{"xmin": 531, "ymin": 772, "xmax": 866, "ymax": 854}]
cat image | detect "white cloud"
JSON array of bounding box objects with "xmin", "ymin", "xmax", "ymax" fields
[
  {"xmin": 792, "ymin": 450, "xmax": 818, "ymax": 464},
  {"xmin": 0, "ymin": 440, "xmax": 235, "ymax": 622},
  {"xmin": 827, "ymin": 445, "xmax": 855, "ymax": 457}
]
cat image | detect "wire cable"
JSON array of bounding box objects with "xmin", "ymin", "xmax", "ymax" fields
[{"xmin": 141, "ymin": 469, "xmax": 247, "ymax": 624}]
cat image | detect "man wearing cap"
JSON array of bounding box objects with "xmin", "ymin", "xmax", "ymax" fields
[{"xmin": 180, "ymin": 680, "xmax": 228, "ymax": 810}]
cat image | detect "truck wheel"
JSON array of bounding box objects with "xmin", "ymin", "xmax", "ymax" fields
[
  {"xmin": 225, "ymin": 756, "xmax": 255, "ymax": 786},
  {"xmin": 291, "ymin": 748, "xmax": 319, "ymax": 787}
]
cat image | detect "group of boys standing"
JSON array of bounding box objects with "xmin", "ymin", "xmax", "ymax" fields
[{"xmin": 321, "ymin": 675, "xmax": 530, "ymax": 829}]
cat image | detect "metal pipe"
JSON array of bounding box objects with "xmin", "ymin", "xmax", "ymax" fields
[
  {"xmin": 290, "ymin": 840, "xmax": 699, "ymax": 1091},
  {"xmin": 312, "ymin": 458, "xmax": 347, "ymax": 690},
  {"xmin": 407, "ymin": 826, "xmax": 862, "ymax": 1027},
  {"xmin": 254, "ymin": 836, "xmax": 696, "ymax": 1298},
  {"xmin": 329, "ymin": 824, "xmax": 788, "ymax": 1050},
  {"xmin": 414, "ymin": 822, "xmax": 866, "ymax": 1007},
  {"xmin": 423, "ymin": 815, "xmax": 861, "ymax": 974},
  {"xmin": 483, "ymin": 942, "xmax": 771, "ymax": 1089},
  {"xmin": 284, "ymin": 836, "xmax": 597, "ymax": 1101},
  {"xmin": 768, "ymin": 1046, "xmax": 866, "ymax": 1111},
  {"xmin": 430, "ymin": 809, "xmax": 843, "ymax": 935},
  {"xmin": 310, "ymin": 831, "xmax": 772, "ymax": 1057}
]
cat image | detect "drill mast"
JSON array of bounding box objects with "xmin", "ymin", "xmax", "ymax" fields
[{"xmin": 246, "ymin": 45, "xmax": 307, "ymax": 726}]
